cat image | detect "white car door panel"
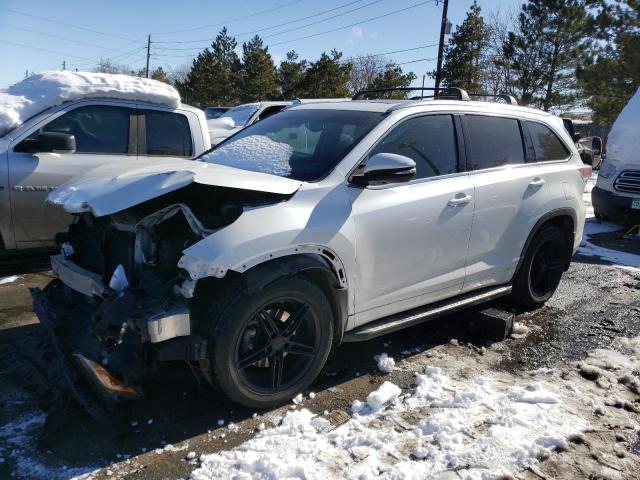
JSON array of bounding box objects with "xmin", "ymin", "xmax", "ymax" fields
[{"xmin": 348, "ymin": 113, "xmax": 474, "ymax": 327}]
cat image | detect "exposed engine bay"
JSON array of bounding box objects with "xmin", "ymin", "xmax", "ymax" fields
[{"xmin": 32, "ymin": 183, "xmax": 289, "ymax": 414}]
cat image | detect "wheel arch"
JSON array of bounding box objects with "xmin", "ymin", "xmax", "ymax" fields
[{"xmin": 512, "ymin": 208, "xmax": 577, "ymax": 281}]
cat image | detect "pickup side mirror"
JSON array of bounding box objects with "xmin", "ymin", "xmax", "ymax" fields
[
  {"xmin": 352, "ymin": 153, "xmax": 417, "ymax": 186},
  {"xmin": 591, "ymin": 136, "xmax": 603, "ymax": 155},
  {"xmin": 19, "ymin": 132, "xmax": 76, "ymax": 154},
  {"xmin": 572, "ymin": 132, "xmax": 583, "ymax": 143}
]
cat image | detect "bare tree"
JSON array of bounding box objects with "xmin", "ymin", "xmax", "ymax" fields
[
  {"xmin": 482, "ymin": 7, "xmax": 517, "ymax": 95},
  {"xmin": 347, "ymin": 54, "xmax": 389, "ymax": 94}
]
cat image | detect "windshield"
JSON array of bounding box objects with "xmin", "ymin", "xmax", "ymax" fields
[
  {"xmin": 218, "ymin": 103, "xmax": 259, "ymax": 127},
  {"xmin": 201, "ymin": 109, "xmax": 384, "ymax": 181}
]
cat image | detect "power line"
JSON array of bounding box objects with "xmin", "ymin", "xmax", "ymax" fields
[
  {"xmin": 268, "ymin": 0, "xmax": 437, "ymax": 47},
  {"xmin": 0, "ymin": 6, "xmax": 137, "ymax": 42},
  {"xmin": 0, "ymin": 40, "xmax": 97, "ymax": 61},
  {"xmin": 0, "ymin": 23, "xmax": 133, "ymax": 52},
  {"xmin": 152, "ymin": 0, "xmax": 307, "ymax": 36},
  {"xmin": 153, "ymin": 0, "xmax": 380, "ymax": 47}
]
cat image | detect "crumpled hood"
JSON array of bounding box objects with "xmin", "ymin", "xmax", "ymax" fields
[{"xmin": 48, "ymin": 157, "xmax": 302, "ymax": 217}]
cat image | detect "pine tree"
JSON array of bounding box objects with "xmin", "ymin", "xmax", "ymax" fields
[
  {"xmin": 277, "ymin": 51, "xmax": 307, "ymax": 99},
  {"xmin": 577, "ymin": 0, "xmax": 640, "ymax": 123},
  {"xmin": 300, "ymin": 50, "xmax": 352, "ymax": 98},
  {"xmin": 240, "ymin": 36, "xmax": 278, "ymax": 102},
  {"xmin": 366, "ymin": 64, "xmax": 417, "ymax": 98},
  {"xmin": 439, "ymin": 1, "xmax": 488, "ymax": 93},
  {"xmin": 177, "ymin": 27, "xmax": 241, "ymax": 106},
  {"xmin": 506, "ymin": 0, "xmax": 586, "ymax": 110}
]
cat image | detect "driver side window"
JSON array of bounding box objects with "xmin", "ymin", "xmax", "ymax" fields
[
  {"xmin": 370, "ymin": 114, "xmax": 458, "ymax": 180},
  {"xmin": 31, "ymin": 105, "xmax": 131, "ymax": 154}
]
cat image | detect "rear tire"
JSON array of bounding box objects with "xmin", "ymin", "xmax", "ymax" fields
[
  {"xmin": 199, "ymin": 276, "xmax": 334, "ymax": 409},
  {"xmin": 511, "ymin": 224, "xmax": 567, "ymax": 308}
]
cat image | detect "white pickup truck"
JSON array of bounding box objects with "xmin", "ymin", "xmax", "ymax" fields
[{"xmin": 0, "ymin": 72, "xmax": 211, "ymax": 252}]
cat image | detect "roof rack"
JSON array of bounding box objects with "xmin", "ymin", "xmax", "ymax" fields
[
  {"xmin": 352, "ymin": 87, "xmax": 470, "ymax": 101},
  {"xmin": 468, "ymin": 93, "xmax": 519, "ymax": 106}
]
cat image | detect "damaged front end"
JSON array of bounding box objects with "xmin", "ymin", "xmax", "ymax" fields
[{"xmin": 32, "ymin": 183, "xmax": 289, "ymax": 419}]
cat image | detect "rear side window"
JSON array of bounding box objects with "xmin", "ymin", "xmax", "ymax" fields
[
  {"xmin": 465, "ymin": 115, "xmax": 525, "ymax": 170},
  {"xmin": 143, "ymin": 111, "xmax": 192, "ymax": 156},
  {"xmin": 40, "ymin": 105, "xmax": 131, "ymax": 154},
  {"xmin": 527, "ymin": 121, "xmax": 569, "ymax": 161},
  {"xmin": 370, "ymin": 115, "xmax": 458, "ymax": 180}
]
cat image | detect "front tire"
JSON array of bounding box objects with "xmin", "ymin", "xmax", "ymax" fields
[
  {"xmin": 202, "ymin": 276, "xmax": 334, "ymax": 408},
  {"xmin": 511, "ymin": 224, "xmax": 567, "ymax": 308}
]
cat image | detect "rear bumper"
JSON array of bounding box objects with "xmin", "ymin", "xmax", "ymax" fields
[{"xmin": 591, "ymin": 186, "xmax": 640, "ymax": 223}]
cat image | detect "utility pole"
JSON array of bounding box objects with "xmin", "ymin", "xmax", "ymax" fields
[
  {"xmin": 62, "ymin": 60, "xmax": 66, "ymax": 70},
  {"xmin": 145, "ymin": 34, "xmax": 151, "ymax": 78},
  {"xmin": 434, "ymin": 0, "xmax": 449, "ymax": 94}
]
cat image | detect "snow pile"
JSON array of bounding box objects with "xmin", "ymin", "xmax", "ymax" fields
[
  {"xmin": 606, "ymin": 88, "xmax": 640, "ymax": 165},
  {"xmin": 192, "ymin": 367, "xmax": 586, "ymax": 480},
  {"xmin": 0, "ymin": 275, "xmax": 19, "ymax": 285},
  {"xmin": 374, "ymin": 353, "xmax": 396, "ymax": 373},
  {"xmin": 511, "ymin": 322, "xmax": 530, "ymax": 339},
  {"xmin": 204, "ymin": 134, "xmax": 294, "ymax": 176},
  {"xmin": 0, "ymin": 71, "xmax": 180, "ymax": 137}
]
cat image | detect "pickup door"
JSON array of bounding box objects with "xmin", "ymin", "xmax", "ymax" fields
[{"xmin": 7, "ymin": 102, "xmax": 197, "ymax": 249}]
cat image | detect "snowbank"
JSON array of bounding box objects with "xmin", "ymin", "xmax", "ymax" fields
[
  {"xmin": 606, "ymin": 88, "xmax": 640, "ymax": 165},
  {"xmin": 0, "ymin": 71, "xmax": 181, "ymax": 137},
  {"xmin": 191, "ymin": 367, "xmax": 586, "ymax": 480}
]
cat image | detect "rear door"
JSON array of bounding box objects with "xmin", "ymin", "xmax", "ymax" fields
[
  {"xmin": 462, "ymin": 114, "xmax": 551, "ymax": 292},
  {"xmin": 8, "ymin": 103, "xmax": 135, "ymax": 247},
  {"xmin": 350, "ymin": 114, "xmax": 475, "ymax": 326},
  {"xmin": 136, "ymin": 108, "xmax": 195, "ymax": 160}
]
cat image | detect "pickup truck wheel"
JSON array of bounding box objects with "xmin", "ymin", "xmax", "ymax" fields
[
  {"xmin": 205, "ymin": 276, "xmax": 333, "ymax": 408},
  {"xmin": 511, "ymin": 224, "xmax": 566, "ymax": 308}
]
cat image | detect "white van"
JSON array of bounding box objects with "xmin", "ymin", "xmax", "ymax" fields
[{"xmin": 592, "ymin": 89, "xmax": 640, "ymax": 223}]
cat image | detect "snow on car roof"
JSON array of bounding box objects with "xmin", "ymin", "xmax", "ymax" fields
[
  {"xmin": 0, "ymin": 70, "xmax": 181, "ymax": 137},
  {"xmin": 606, "ymin": 88, "xmax": 640, "ymax": 165}
]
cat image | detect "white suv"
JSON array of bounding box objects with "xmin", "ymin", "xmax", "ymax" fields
[{"xmin": 33, "ymin": 88, "xmax": 589, "ymax": 411}]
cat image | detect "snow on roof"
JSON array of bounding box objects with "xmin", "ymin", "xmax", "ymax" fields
[
  {"xmin": 606, "ymin": 88, "xmax": 640, "ymax": 165},
  {"xmin": 0, "ymin": 71, "xmax": 181, "ymax": 137}
]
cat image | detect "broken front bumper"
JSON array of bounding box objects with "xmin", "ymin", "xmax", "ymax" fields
[{"xmin": 31, "ymin": 286, "xmax": 141, "ymax": 423}]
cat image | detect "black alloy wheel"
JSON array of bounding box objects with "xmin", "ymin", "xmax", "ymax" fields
[
  {"xmin": 202, "ymin": 276, "xmax": 334, "ymax": 408},
  {"xmin": 235, "ymin": 300, "xmax": 318, "ymax": 393},
  {"xmin": 511, "ymin": 224, "xmax": 567, "ymax": 308}
]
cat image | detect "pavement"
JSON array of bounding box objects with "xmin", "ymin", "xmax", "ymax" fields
[{"xmin": 1, "ymin": 214, "xmax": 640, "ymax": 478}]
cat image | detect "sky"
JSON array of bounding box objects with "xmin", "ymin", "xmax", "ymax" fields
[{"xmin": 0, "ymin": 0, "xmax": 518, "ymax": 89}]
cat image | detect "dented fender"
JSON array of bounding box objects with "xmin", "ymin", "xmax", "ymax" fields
[{"xmin": 178, "ymin": 183, "xmax": 356, "ymax": 313}]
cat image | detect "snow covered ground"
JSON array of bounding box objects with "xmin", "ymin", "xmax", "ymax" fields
[{"xmin": 190, "ymin": 336, "xmax": 640, "ymax": 480}]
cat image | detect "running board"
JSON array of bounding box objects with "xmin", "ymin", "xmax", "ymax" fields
[{"xmin": 342, "ymin": 285, "xmax": 512, "ymax": 342}]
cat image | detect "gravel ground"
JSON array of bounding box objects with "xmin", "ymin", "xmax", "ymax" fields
[{"xmin": 0, "ymin": 219, "xmax": 639, "ymax": 479}]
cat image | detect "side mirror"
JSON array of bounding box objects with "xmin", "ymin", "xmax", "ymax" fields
[
  {"xmin": 572, "ymin": 132, "xmax": 583, "ymax": 143},
  {"xmin": 352, "ymin": 153, "xmax": 416, "ymax": 186},
  {"xmin": 218, "ymin": 116, "xmax": 236, "ymax": 129},
  {"xmin": 20, "ymin": 132, "xmax": 76, "ymax": 153},
  {"xmin": 592, "ymin": 136, "xmax": 603, "ymax": 154}
]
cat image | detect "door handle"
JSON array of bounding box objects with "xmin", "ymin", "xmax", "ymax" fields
[
  {"xmin": 529, "ymin": 177, "xmax": 545, "ymax": 186},
  {"xmin": 448, "ymin": 193, "xmax": 473, "ymax": 206}
]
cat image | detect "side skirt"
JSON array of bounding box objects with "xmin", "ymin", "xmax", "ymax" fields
[{"xmin": 342, "ymin": 285, "xmax": 512, "ymax": 342}]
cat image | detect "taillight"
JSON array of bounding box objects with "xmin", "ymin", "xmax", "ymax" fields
[{"xmin": 579, "ymin": 165, "xmax": 592, "ymax": 180}]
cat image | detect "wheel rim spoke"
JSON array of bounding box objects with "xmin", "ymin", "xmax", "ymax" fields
[
  {"xmin": 270, "ymin": 353, "xmax": 284, "ymax": 389},
  {"xmin": 282, "ymin": 304, "xmax": 309, "ymax": 337},
  {"xmin": 237, "ymin": 344, "xmax": 271, "ymax": 369},
  {"xmin": 257, "ymin": 310, "xmax": 280, "ymax": 339},
  {"xmin": 285, "ymin": 340, "xmax": 316, "ymax": 357}
]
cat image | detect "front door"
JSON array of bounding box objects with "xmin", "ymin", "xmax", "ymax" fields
[
  {"xmin": 349, "ymin": 114, "xmax": 474, "ymax": 327},
  {"xmin": 8, "ymin": 103, "xmax": 134, "ymax": 247}
]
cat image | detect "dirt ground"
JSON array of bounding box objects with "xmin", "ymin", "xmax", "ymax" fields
[{"xmin": 1, "ymin": 220, "xmax": 639, "ymax": 479}]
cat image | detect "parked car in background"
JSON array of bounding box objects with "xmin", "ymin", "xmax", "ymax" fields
[
  {"xmin": 592, "ymin": 89, "xmax": 640, "ymax": 223},
  {"xmin": 562, "ymin": 118, "xmax": 603, "ymax": 168},
  {"xmin": 35, "ymin": 87, "xmax": 588, "ymax": 412},
  {"xmin": 0, "ymin": 71, "xmax": 211, "ymax": 252},
  {"xmin": 207, "ymin": 101, "xmax": 292, "ymax": 145},
  {"xmin": 203, "ymin": 106, "xmax": 230, "ymax": 120}
]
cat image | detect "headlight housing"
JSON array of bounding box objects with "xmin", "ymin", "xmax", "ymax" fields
[{"xmin": 598, "ymin": 161, "xmax": 616, "ymax": 179}]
